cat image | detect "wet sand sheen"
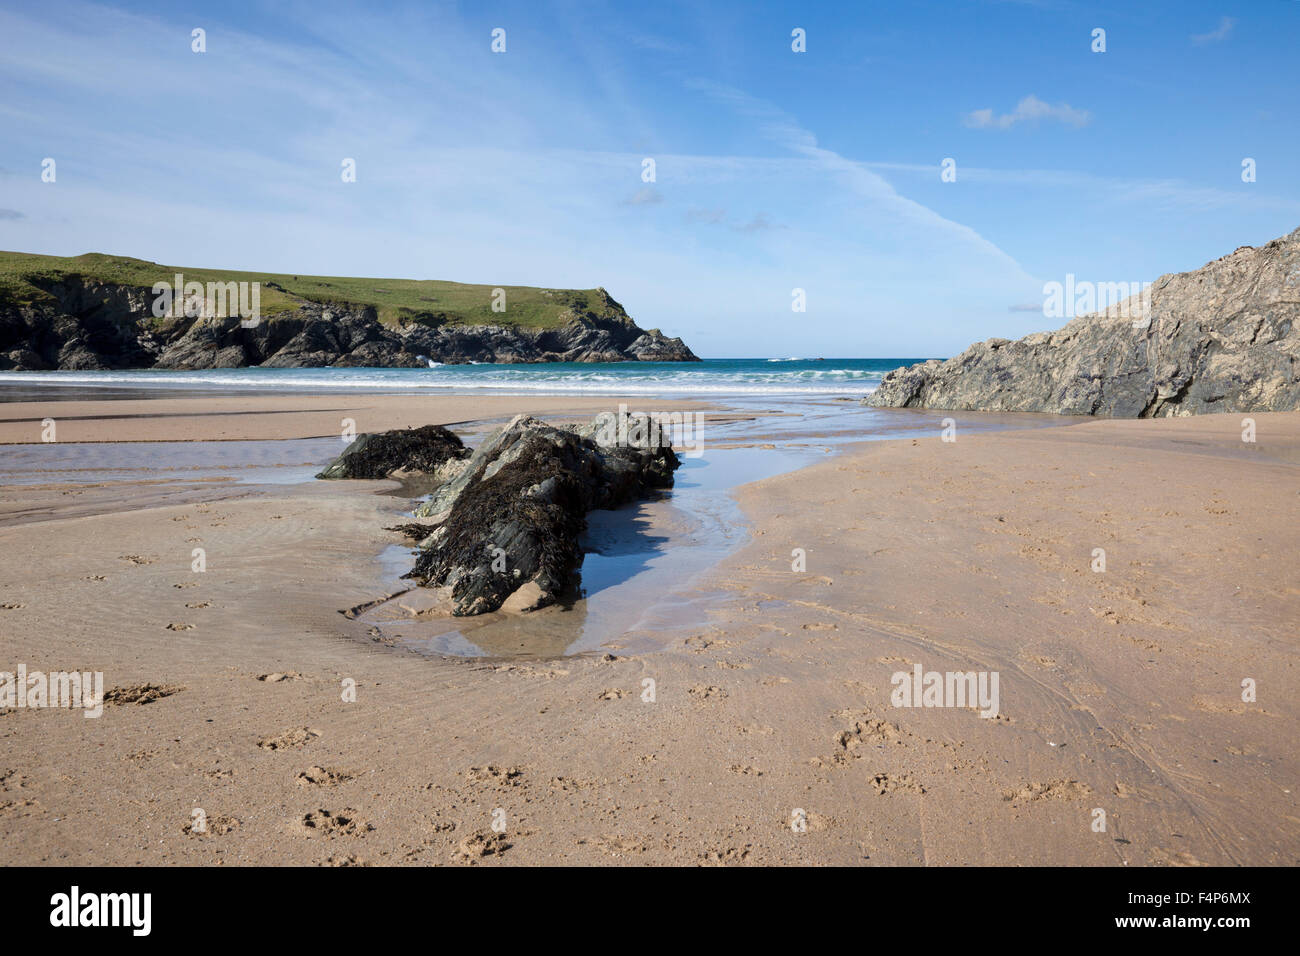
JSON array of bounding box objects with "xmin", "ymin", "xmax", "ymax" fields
[{"xmin": 0, "ymin": 390, "xmax": 1294, "ymax": 865}]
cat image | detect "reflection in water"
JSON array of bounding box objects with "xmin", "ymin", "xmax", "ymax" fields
[
  {"xmin": 362, "ymin": 401, "xmax": 1077, "ymax": 658},
  {"xmin": 363, "ymin": 444, "xmax": 821, "ymax": 658}
]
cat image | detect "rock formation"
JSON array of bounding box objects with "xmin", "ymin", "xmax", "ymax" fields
[
  {"xmin": 0, "ymin": 269, "xmax": 699, "ymax": 370},
  {"xmin": 403, "ymin": 413, "xmax": 680, "ymax": 616},
  {"xmin": 866, "ymin": 227, "xmax": 1300, "ymax": 416},
  {"xmin": 316, "ymin": 425, "xmax": 470, "ymax": 480}
]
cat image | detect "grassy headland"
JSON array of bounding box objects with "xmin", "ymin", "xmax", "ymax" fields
[{"xmin": 0, "ymin": 250, "xmax": 623, "ymax": 329}]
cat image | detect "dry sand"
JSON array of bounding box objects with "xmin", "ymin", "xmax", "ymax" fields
[{"xmin": 0, "ymin": 398, "xmax": 1296, "ymax": 866}]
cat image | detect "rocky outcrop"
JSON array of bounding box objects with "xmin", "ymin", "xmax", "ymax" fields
[
  {"xmin": 0, "ymin": 280, "xmax": 699, "ymax": 370},
  {"xmin": 316, "ymin": 425, "xmax": 469, "ymax": 480},
  {"xmin": 866, "ymin": 227, "xmax": 1300, "ymax": 416},
  {"xmin": 403, "ymin": 413, "xmax": 679, "ymax": 616}
]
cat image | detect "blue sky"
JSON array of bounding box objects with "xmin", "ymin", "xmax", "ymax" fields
[{"xmin": 1, "ymin": 0, "xmax": 1297, "ymax": 357}]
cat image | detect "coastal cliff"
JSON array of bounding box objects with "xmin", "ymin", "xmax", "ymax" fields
[
  {"xmin": 866, "ymin": 227, "xmax": 1300, "ymax": 416},
  {"xmin": 0, "ymin": 252, "xmax": 699, "ymax": 370}
]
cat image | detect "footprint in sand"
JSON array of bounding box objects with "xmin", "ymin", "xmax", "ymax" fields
[
  {"xmin": 165, "ymin": 622, "xmax": 195, "ymax": 631},
  {"xmin": 103, "ymin": 683, "xmax": 184, "ymax": 706},
  {"xmin": 465, "ymin": 765, "xmax": 525, "ymax": 788},
  {"xmin": 453, "ymin": 831, "xmax": 509, "ymax": 863},
  {"xmin": 0, "ymin": 602, "xmax": 25, "ymax": 610},
  {"xmin": 298, "ymin": 808, "xmax": 373, "ymax": 836},
  {"xmin": 596, "ymin": 688, "xmax": 626, "ymax": 700},
  {"xmin": 1001, "ymin": 780, "xmax": 1091, "ymax": 805},
  {"xmin": 257, "ymin": 672, "xmax": 305, "ymax": 683},
  {"xmin": 0, "ymin": 799, "xmax": 43, "ymax": 819},
  {"xmin": 182, "ymin": 814, "xmax": 240, "ymax": 837},
  {"xmin": 872, "ymin": 773, "xmax": 926, "ymax": 796},
  {"xmin": 0, "ymin": 769, "xmax": 30, "ymax": 792},
  {"xmin": 689, "ymin": 685, "xmax": 728, "ymax": 701},
  {"xmin": 258, "ymin": 727, "xmax": 321, "ymax": 750},
  {"xmin": 685, "ymin": 634, "xmax": 731, "ymax": 652},
  {"xmin": 701, "ymin": 845, "xmax": 752, "ymax": 864},
  {"xmin": 120, "ymin": 554, "xmax": 156, "ymax": 565},
  {"xmin": 296, "ymin": 766, "xmax": 358, "ymax": 787},
  {"xmin": 833, "ymin": 713, "xmax": 907, "ymax": 756}
]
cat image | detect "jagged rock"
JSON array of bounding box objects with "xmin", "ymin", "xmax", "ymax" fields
[
  {"xmin": 0, "ymin": 348, "xmax": 48, "ymax": 370},
  {"xmin": 866, "ymin": 226, "xmax": 1300, "ymax": 416},
  {"xmin": 405, "ymin": 413, "xmax": 679, "ymax": 616},
  {"xmin": 1, "ymin": 276, "xmax": 699, "ymax": 370},
  {"xmin": 316, "ymin": 425, "xmax": 470, "ymax": 480},
  {"xmin": 625, "ymin": 329, "xmax": 697, "ymax": 361}
]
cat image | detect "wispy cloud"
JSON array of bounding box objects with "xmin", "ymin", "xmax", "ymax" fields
[
  {"xmin": 4, "ymin": 0, "xmax": 1292, "ymax": 358},
  {"xmin": 1191, "ymin": 17, "xmax": 1235, "ymax": 45},
  {"xmin": 963, "ymin": 95, "xmax": 1091, "ymax": 130},
  {"xmin": 857, "ymin": 161, "xmax": 1300, "ymax": 215},
  {"xmin": 624, "ymin": 186, "xmax": 663, "ymax": 206},
  {"xmin": 687, "ymin": 78, "xmax": 1034, "ymax": 279},
  {"xmin": 685, "ymin": 207, "xmax": 726, "ymax": 224},
  {"xmin": 733, "ymin": 213, "xmax": 780, "ymax": 233}
]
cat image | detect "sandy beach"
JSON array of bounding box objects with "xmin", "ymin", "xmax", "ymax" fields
[{"xmin": 1, "ymin": 392, "xmax": 1294, "ymax": 866}]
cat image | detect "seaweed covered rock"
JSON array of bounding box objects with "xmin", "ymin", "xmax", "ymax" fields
[
  {"xmin": 405, "ymin": 413, "xmax": 679, "ymax": 616},
  {"xmin": 316, "ymin": 424, "xmax": 469, "ymax": 480}
]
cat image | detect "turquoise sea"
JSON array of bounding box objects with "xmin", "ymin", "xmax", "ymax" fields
[{"xmin": 0, "ymin": 357, "xmax": 930, "ymax": 397}]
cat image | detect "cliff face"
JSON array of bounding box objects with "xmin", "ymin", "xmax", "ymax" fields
[
  {"xmin": 0, "ymin": 271, "xmax": 698, "ymax": 370},
  {"xmin": 866, "ymin": 227, "xmax": 1300, "ymax": 416}
]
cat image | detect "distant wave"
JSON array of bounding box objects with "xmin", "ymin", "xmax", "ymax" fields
[{"xmin": 0, "ymin": 359, "xmax": 901, "ymax": 397}]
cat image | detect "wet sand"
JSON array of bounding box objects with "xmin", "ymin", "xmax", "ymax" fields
[
  {"xmin": 0, "ymin": 391, "xmax": 710, "ymax": 444},
  {"xmin": 0, "ymin": 395, "xmax": 1296, "ymax": 865}
]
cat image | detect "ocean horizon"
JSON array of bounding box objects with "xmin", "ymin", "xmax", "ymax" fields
[{"xmin": 0, "ymin": 357, "xmax": 931, "ymax": 397}]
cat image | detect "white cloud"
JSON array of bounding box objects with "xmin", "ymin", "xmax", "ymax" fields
[
  {"xmin": 963, "ymin": 95, "xmax": 1091, "ymax": 130},
  {"xmin": 686, "ymin": 78, "xmax": 1035, "ymax": 281},
  {"xmin": 1191, "ymin": 17, "xmax": 1235, "ymax": 45}
]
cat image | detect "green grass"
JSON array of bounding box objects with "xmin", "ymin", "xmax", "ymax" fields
[{"xmin": 0, "ymin": 251, "xmax": 624, "ymax": 330}]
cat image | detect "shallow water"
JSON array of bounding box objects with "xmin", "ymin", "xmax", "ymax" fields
[
  {"xmin": 0, "ymin": 437, "xmax": 343, "ymax": 486},
  {"xmin": 0, "ymin": 393, "xmax": 1074, "ymax": 657},
  {"xmin": 363, "ymin": 445, "xmax": 816, "ymax": 658},
  {"xmin": 361, "ymin": 400, "xmax": 1074, "ymax": 657}
]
